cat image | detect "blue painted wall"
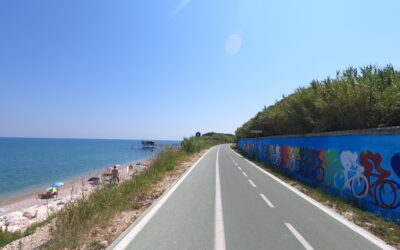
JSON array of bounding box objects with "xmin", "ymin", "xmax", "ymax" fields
[{"xmin": 238, "ymin": 134, "xmax": 400, "ymax": 223}]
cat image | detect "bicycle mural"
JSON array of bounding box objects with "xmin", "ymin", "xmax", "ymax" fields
[{"xmin": 237, "ymin": 134, "xmax": 400, "ymax": 223}]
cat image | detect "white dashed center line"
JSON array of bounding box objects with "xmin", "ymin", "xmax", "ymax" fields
[
  {"xmin": 285, "ymin": 223, "xmax": 314, "ymax": 250},
  {"xmin": 259, "ymin": 193, "xmax": 275, "ymax": 208},
  {"xmin": 248, "ymin": 179, "xmax": 256, "ymax": 188},
  {"xmin": 238, "ymin": 166, "xmax": 242, "ymax": 170},
  {"xmin": 242, "ymin": 171, "xmax": 247, "ymax": 177}
]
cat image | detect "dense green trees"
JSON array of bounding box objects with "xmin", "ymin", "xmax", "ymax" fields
[{"xmin": 236, "ymin": 65, "xmax": 400, "ymax": 139}]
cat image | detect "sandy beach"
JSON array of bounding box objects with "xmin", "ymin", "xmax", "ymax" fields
[{"xmin": 0, "ymin": 161, "xmax": 150, "ymax": 233}]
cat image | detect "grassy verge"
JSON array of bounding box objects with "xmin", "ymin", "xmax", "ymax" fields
[
  {"xmin": 232, "ymin": 146, "xmax": 400, "ymax": 248},
  {"xmin": 45, "ymin": 147, "xmax": 189, "ymax": 249}
]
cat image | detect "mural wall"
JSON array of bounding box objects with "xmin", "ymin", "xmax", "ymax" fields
[{"xmin": 238, "ymin": 134, "xmax": 400, "ymax": 223}]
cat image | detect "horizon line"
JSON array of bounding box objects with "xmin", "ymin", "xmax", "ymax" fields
[{"xmin": 0, "ymin": 136, "xmax": 182, "ymax": 141}]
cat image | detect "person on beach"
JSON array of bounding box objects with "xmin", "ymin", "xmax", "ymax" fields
[
  {"xmin": 112, "ymin": 166, "xmax": 119, "ymax": 184},
  {"xmin": 37, "ymin": 187, "xmax": 58, "ymax": 199},
  {"xmin": 52, "ymin": 187, "xmax": 58, "ymax": 198}
]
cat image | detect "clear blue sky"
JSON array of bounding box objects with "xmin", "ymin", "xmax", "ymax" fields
[{"xmin": 1, "ymin": 0, "xmax": 399, "ymax": 140}]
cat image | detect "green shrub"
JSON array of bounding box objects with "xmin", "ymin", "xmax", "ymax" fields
[
  {"xmin": 181, "ymin": 133, "xmax": 235, "ymax": 153},
  {"xmin": 181, "ymin": 137, "xmax": 202, "ymax": 153},
  {"xmin": 165, "ymin": 162, "xmax": 174, "ymax": 171},
  {"xmin": 0, "ymin": 228, "xmax": 22, "ymax": 248}
]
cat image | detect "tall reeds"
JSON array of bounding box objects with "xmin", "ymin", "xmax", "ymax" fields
[{"xmin": 236, "ymin": 65, "xmax": 400, "ymax": 138}]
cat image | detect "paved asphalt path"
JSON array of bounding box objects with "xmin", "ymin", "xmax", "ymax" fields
[{"xmin": 109, "ymin": 145, "xmax": 391, "ymax": 250}]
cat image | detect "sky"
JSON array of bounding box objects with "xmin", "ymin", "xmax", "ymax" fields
[{"xmin": 0, "ymin": 0, "xmax": 399, "ymax": 140}]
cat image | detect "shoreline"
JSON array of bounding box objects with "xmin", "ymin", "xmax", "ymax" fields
[
  {"xmin": 0, "ymin": 158, "xmax": 152, "ymax": 232},
  {"xmin": 0, "ymin": 155, "xmax": 151, "ymax": 212}
]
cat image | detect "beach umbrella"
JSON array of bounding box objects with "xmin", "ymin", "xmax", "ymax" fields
[
  {"xmin": 88, "ymin": 177, "xmax": 100, "ymax": 182},
  {"xmin": 52, "ymin": 182, "xmax": 64, "ymax": 187},
  {"xmin": 106, "ymin": 167, "xmax": 113, "ymax": 170}
]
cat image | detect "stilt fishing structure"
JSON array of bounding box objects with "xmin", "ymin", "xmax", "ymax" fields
[
  {"xmin": 141, "ymin": 140, "xmax": 155, "ymax": 149},
  {"xmin": 130, "ymin": 140, "xmax": 179, "ymax": 150}
]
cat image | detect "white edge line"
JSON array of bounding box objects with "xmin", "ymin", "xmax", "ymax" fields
[
  {"xmin": 215, "ymin": 147, "xmax": 226, "ymax": 250},
  {"xmin": 230, "ymin": 148, "xmax": 394, "ymax": 250},
  {"xmin": 248, "ymin": 179, "xmax": 256, "ymax": 188},
  {"xmin": 285, "ymin": 223, "xmax": 314, "ymax": 250},
  {"xmin": 260, "ymin": 193, "xmax": 275, "ymax": 208},
  {"xmin": 111, "ymin": 147, "xmax": 215, "ymax": 250},
  {"xmin": 242, "ymin": 171, "xmax": 247, "ymax": 177}
]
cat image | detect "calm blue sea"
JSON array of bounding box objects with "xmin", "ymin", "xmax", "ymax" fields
[{"xmin": 0, "ymin": 138, "xmax": 179, "ymax": 202}]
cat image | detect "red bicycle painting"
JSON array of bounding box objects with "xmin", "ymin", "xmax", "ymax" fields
[{"xmin": 360, "ymin": 151, "xmax": 400, "ymax": 209}]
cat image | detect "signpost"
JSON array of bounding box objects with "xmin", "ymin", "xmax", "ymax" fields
[
  {"xmin": 250, "ymin": 130, "xmax": 262, "ymax": 139},
  {"xmin": 250, "ymin": 130, "xmax": 263, "ymax": 155},
  {"xmin": 195, "ymin": 132, "xmax": 201, "ymax": 137}
]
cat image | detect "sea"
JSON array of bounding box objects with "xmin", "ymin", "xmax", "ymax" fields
[{"xmin": 0, "ymin": 138, "xmax": 180, "ymax": 203}]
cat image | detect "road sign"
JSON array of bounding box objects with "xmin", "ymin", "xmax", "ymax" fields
[
  {"xmin": 195, "ymin": 132, "xmax": 201, "ymax": 137},
  {"xmin": 250, "ymin": 130, "xmax": 262, "ymax": 138}
]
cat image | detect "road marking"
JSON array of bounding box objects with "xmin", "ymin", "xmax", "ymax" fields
[
  {"xmin": 259, "ymin": 193, "xmax": 275, "ymax": 208},
  {"xmin": 229, "ymin": 147, "xmax": 394, "ymax": 250},
  {"xmin": 224, "ymin": 149, "xmax": 238, "ymax": 166},
  {"xmin": 242, "ymin": 171, "xmax": 247, "ymax": 177},
  {"xmin": 111, "ymin": 147, "xmax": 214, "ymax": 250},
  {"xmin": 238, "ymin": 166, "xmax": 242, "ymax": 170},
  {"xmin": 215, "ymin": 147, "xmax": 226, "ymax": 250},
  {"xmin": 285, "ymin": 223, "xmax": 314, "ymax": 250},
  {"xmin": 248, "ymin": 179, "xmax": 256, "ymax": 188}
]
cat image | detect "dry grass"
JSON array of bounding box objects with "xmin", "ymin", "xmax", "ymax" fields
[{"xmin": 44, "ymin": 147, "xmax": 190, "ymax": 249}]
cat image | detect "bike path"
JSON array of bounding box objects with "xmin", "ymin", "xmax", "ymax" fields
[
  {"xmin": 109, "ymin": 145, "xmax": 390, "ymax": 250},
  {"xmin": 223, "ymin": 145, "xmax": 385, "ymax": 250},
  {"xmin": 218, "ymin": 146, "xmax": 301, "ymax": 249},
  {"xmin": 111, "ymin": 147, "xmax": 218, "ymax": 250}
]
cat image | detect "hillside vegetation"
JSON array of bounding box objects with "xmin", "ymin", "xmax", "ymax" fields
[
  {"xmin": 236, "ymin": 65, "xmax": 400, "ymax": 138},
  {"xmin": 181, "ymin": 132, "xmax": 235, "ymax": 153}
]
